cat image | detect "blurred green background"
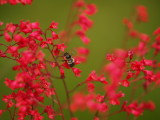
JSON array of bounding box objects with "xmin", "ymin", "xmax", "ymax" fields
[{"xmin": 0, "ymin": 0, "xmax": 160, "ymax": 120}]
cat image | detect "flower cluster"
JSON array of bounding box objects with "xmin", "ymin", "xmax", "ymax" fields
[
  {"xmin": 0, "ymin": 19, "xmax": 83, "ymax": 120},
  {"xmin": 0, "ymin": 0, "xmax": 33, "ymax": 5}
]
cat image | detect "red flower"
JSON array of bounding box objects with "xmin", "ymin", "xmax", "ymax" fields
[
  {"xmin": 76, "ymin": 30, "xmax": 90, "ymax": 44},
  {"xmin": 139, "ymin": 33, "xmax": 150, "ymax": 42},
  {"xmin": 30, "ymin": 22, "xmax": 40, "ymax": 29},
  {"xmin": 56, "ymin": 43, "xmax": 67, "ymax": 52},
  {"xmin": 85, "ymin": 4, "xmax": 97, "ymax": 15},
  {"xmin": 7, "ymin": 46, "xmax": 19, "ymax": 57},
  {"xmin": 94, "ymin": 117, "xmax": 99, "ymax": 120},
  {"xmin": 60, "ymin": 67, "xmax": 65, "ymax": 78},
  {"xmin": 97, "ymin": 103, "xmax": 108, "ymax": 112},
  {"xmin": 71, "ymin": 117, "xmax": 78, "ymax": 120},
  {"xmin": 72, "ymin": 68, "xmax": 82, "ymax": 77},
  {"xmin": 87, "ymin": 82, "xmax": 95, "ymax": 92},
  {"xmin": 78, "ymin": 14, "xmax": 93, "ymax": 31},
  {"xmin": 52, "ymin": 31, "xmax": 59, "ymax": 40},
  {"xmin": 153, "ymin": 27, "xmax": 160, "ymax": 35},
  {"xmin": 74, "ymin": 0, "xmax": 85, "ymax": 7},
  {"xmin": 77, "ymin": 47, "xmax": 89, "ymax": 55},
  {"xmin": 4, "ymin": 32, "xmax": 11, "ymax": 42},
  {"xmin": 5, "ymin": 23, "xmax": 17, "ymax": 33},
  {"xmin": 86, "ymin": 71, "xmax": 97, "ymax": 81},
  {"xmin": 0, "ymin": 110, "xmax": 5, "ymax": 116},
  {"xmin": 121, "ymin": 80, "xmax": 130, "ymax": 87},
  {"xmin": 129, "ymin": 30, "xmax": 139, "ymax": 38},
  {"xmin": 49, "ymin": 21, "xmax": 58, "ymax": 29},
  {"xmin": 131, "ymin": 61, "xmax": 145, "ymax": 71},
  {"xmin": 44, "ymin": 106, "xmax": 55, "ymax": 119},
  {"xmin": 136, "ymin": 5, "xmax": 148, "ymax": 22},
  {"xmin": 0, "ymin": 21, "xmax": 3, "ymax": 26},
  {"xmin": 123, "ymin": 18, "xmax": 133, "ymax": 29}
]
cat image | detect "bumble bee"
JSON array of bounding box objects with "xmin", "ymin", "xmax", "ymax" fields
[{"xmin": 63, "ymin": 52, "xmax": 75, "ymax": 67}]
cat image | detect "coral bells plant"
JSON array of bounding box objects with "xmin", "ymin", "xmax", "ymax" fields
[{"xmin": 0, "ymin": 0, "xmax": 160, "ymax": 120}]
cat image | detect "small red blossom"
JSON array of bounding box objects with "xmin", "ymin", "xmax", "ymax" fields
[
  {"xmin": 84, "ymin": 4, "xmax": 97, "ymax": 15},
  {"xmin": 97, "ymin": 103, "xmax": 108, "ymax": 112},
  {"xmin": 140, "ymin": 101, "xmax": 155, "ymax": 110},
  {"xmin": 0, "ymin": 110, "xmax": 5, "ymax": 116},
  {"xmin": 5, "ymin": 23, "xmax": 17, "ymax": 33},
  {"xmin": 71, "ymin": 117, "xmax": 78, "ymax": 120},
  {"xmin": 129, "ymin": 30, "xmax": 139, "ymax": 38},
  {"xmin": 96, "ymin": 94, "xmax": 104, "ymax": 103},
  {"xmin": 7, "ymin": 46, "xmax": 19, "ymax": 57},
  {"xmin": 136, "ymin": 5, "xmax": 148, "ymax": 22},
  {"xmin": 52, "ymin": 31, "xmax": 59, "ymax": 40},
  {"xmin": 74, "ymin": 0, "xmax": 85, "ymax": 7},
  {"xmin": 72, "ymin": 68, "xmax": 82, "ymax": 77},
  {"xmin": 56, "ymin": 43, "xmax": 67, "ymax": 52},
  {"xmin": 0, "ymin": 21, "xmax": 3, "ymax": 26},
  {"xmin": 123, "ymin": 101, "xmax": 155, "ymax": 117},
  {"xmin": 44, "ymin": 105, "xmax": 55, "ymax": 119},
  {"xmin": 121, "ymin": 80, "xmax": 130, "ymax": 87},
  {"xmin": 123, "ymin": 18, "xmax": 133, "ymax": 29},
  {"xmin": 87, "ymin": 82, "xmax": 95, "ymax": 92},
  {"xmin": 30, "ymin": 22, "xmax": 40, "ymax": 29},
  {"xmin": 4, "ymin": 32, "xmax": 11, "ymax": 42},
  {"xmin": 86, "ymin": 71, "xmax": 97, "ymax": 81},
  {"xmin": 60, "ymin": 67, "xmax": 65, "ymax": 78},
  {"xmin": 36, "ymin": 50, "xmax": 45, "ymax": 61},
  {"xmin": 78, "ymin": 14, "xmax": 93, "ymax": 31},
  {"xmin": 153, "ymin": 27, "xmax": 160, "ymax": 35},
  {"xmin": 77, "ymin": 47, "xmax": 89, "ymax": 55},
  {"xmin": 49, "ymin": 21, "xmax": 58, "ymax": 29},
  {"xmin": 131, "ymin": 61, "xmax": 145, "ymax": 71},
  {"xmin": 106, "ymin": 54, "xmax": 116, "ymax": 61},
  {"xmin": 127, "ymin": 50, "xmax": 134, "ymax": 60},
  {"xmin": 94, "ymin": 117, "xmax": 100, "ymax": 120}
]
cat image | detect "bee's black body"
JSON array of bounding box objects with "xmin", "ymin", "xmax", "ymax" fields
[{"xmin": 63, "ymin": 52, "xmax": 75, "ymax": 67}]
